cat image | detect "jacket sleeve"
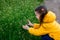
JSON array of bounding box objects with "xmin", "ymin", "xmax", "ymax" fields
[
  {"xmin": 33, "ymin": 23, "xmax": 40, "ymax": 29},
  {"xmin": 28, "ymin": 26, "xmax": 48, "ymax": 36}
]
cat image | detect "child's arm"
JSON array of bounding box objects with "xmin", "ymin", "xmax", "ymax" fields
[
  {"xmin": 28, "ymin": 26, "xmax": 48, "ymax": 36},
  {"xmin": 33, "ymin": 23, "xmax": 40, "ymax": 29},
  {"xmin": 22, "ymin": 24, "xmax": 48, "ymax": 36},
  {"xmin": 27, "ymin": 20, "xmax": 40, "ymax": 29}
]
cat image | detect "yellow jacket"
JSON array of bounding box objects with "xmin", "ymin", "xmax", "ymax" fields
[{"xmin": 28, "ymin": 11, "xmax": 60, "ymax": 40}]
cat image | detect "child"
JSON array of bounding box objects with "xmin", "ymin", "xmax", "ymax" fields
[
  {"xmin": 23, "ymin": 6, "xmax": 53, "ymax": 40},
  {"xmin": 23, "ymin": 6, "xmax": 60, "ymax": 40}
]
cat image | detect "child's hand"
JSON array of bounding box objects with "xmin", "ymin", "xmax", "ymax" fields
[
  {"xmin": 27, "ymin": 20, "xmax": 33, "ymax": 26},
  {"xmin": 22, "ymin": 25, "xmax": 29, "ymax": 30}
]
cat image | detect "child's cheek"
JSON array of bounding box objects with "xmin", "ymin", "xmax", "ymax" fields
[{"xmin": 36, "ymin": 16, "xmax": 39, "ymax": 20}]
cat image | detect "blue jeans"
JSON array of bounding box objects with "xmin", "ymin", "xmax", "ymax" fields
[{"xmin": 41, "ymin": 34, "xmax": 54, "ymax": 40}]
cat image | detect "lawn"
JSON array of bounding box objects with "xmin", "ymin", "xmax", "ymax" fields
[{"xmin": 0, "ymin": 0, "xmax": 43, "ymax": 40}]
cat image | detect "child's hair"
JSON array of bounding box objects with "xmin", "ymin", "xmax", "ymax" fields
[{"xmin": 35, "ymin": 5, "xmax": 48, "ymax": 25}]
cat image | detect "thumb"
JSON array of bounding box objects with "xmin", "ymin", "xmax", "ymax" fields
[
  {"xmin": 28, "ymin": 20, "xmax": 31, "ymax": 24},
  {"xmin": 22, "ymin": 25, "xmax": 25, "ymax": 28}
]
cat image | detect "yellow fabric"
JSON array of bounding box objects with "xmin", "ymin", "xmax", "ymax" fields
[
  {"xmin": 33, "ymin": 23, "xmax": 40, "ymax": 29},
  {"xmin": 29, "ymin": 26, "xmax": 49, "ymax": 36},
  {"xmin": 43, "ymin": 11, "xmax": 56, "ymax": 22},
  {"xmin": 28, "ymin": 11, "xmax": 60, "ymax": 40}
]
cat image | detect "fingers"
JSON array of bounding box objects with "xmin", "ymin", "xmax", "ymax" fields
[
  {"xmin": 27, "ymin": 20, "xmax": 31, "ymax": 23},
  {"xmin": 22, "ymin": 25, "xmax": 29, "ymax": 30},
  {"xmin": 27, "ymin": 20, "xmax": 31, "ymax": 25},
  {"xmin": 22, "ymin": 25, "xmax": 25, "ymax": 29}
]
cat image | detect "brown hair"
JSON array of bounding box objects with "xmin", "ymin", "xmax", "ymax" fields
[{"xmin": 35, "ymin": 6, "xmax": 48, "ymax": 25}]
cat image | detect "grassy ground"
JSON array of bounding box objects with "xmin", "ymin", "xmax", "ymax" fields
[{"xmin": 0, "ymin": 0, "xmax": 43, "ymax": 40}]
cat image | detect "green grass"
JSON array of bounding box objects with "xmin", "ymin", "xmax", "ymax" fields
[{"xmin": 0, "ymin": 0, "xmax": 43, "ymax": 40}]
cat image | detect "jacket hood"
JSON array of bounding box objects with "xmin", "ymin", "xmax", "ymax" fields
[{"xmin": 43, "ymin": 11, "xmax": 56, "ymax": 23}]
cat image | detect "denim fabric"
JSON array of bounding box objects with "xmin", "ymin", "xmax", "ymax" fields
[{"xmin": 41, "ymin": 34, "xmax": 54, "ymax": 40}]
